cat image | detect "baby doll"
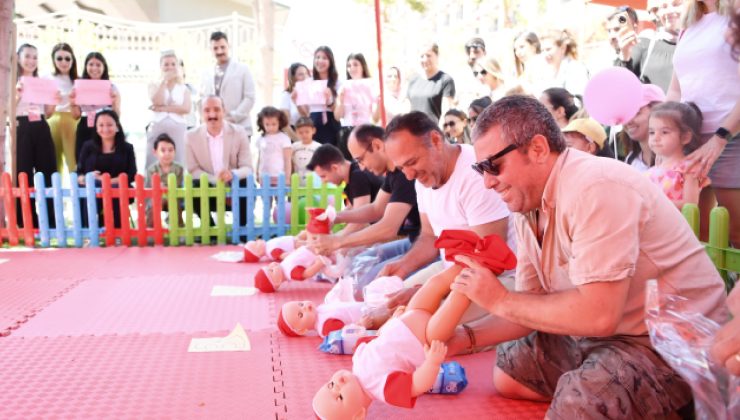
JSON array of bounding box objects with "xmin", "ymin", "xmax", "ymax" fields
[
  {"xmin": 253, "ymin": 207, "xmax": 340, "ymax": 293},
  {"xmin": 312, "ymin": 230, "xmax": 516, "ymax": 418},
  {"xmin": 243, "ymin": 235, "xmax": 296, "ymax": 263},
  {"xmin": 278, "ymin": 300, "xmax": 365, "ymax": 337}
]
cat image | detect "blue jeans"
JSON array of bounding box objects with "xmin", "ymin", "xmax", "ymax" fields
[{"xmin": 351, "ymin": 238, "xmax": 412, "ymax": 300}]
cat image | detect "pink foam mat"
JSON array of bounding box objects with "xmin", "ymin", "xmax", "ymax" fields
[
  {"xmin": 0, "ymin": 247, "xmax": 127, "ymax": 280},
  {"xmin": 15, "ymin": 271, "xmax": 273, "ymax": 337},
  {"xmin": 0, "ymin": 331, "xmax": 280, "ymax": 419},
  {"xmin": 0, "ymin": 277, "xmax": 84, "ymax": 336},
  {"xmin": 275, "ymin": 335, "xmax": 550, "ymax": 419}
]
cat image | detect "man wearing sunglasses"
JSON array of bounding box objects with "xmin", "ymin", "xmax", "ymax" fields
[{"xmin": 448, "ymin": 95, "xmax": 726, "ymax": 418}]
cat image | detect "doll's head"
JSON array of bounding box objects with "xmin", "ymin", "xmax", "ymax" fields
[
  {"xmin": 253, "ymin": 262, "xmax": 284, "ymax": 293},
  {"xmin": 312, "ymin": 369, "xmax": 372, "ymax": 420},
  {"xmin": 278, "ymin": 300, "xmax": 317, "ymax": 336},
  {"xmin": 244, "ymin": 239, "xmax": 266, "ymax": 262}
]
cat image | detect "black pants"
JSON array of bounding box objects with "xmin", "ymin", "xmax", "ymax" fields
[
  {"xmin": 75, "ymin": 116, "xmax": 95, "ymax": 170},
  {"xmin": 310, "ymin": 111, "xmax": 341, "ymax": 146},
  {"xmin": 192, "ymin": 178, "xmax": 249, "ymax": 237},
  {"xmin": 337, "ymin": 126, "xmax": 354, "ymax": 161},
  {"xmin": 15, "ymin": 116, "xmax": 56, "ymax": 228}
]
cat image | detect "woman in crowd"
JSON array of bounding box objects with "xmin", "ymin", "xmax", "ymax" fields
[
  {"xmin": 512, "ymin": 31, "xmax": 542, "ymax": 92},
  {"xmin": 407, "ymin": 43, "xmax": 456, "ymax": 122},
  {"xmin": 309, "ymin": 46, "xmax": 342, "ymax": 147},
  {"xmin": 538, "ymin": 29, "xmax": 590, "ymax": 96},
  {"xmin": 78, "ymin": 109, "xmax": 137, "ymax": 228},
  {"xmin": 374, "ymin": 66, "xmax": 407, "ymax": 126},
  {"xmin": 667, "ymin": 0, "xmax": 740, "ymax": 245},
  {"xmin": 145, "ymin": 50, "xmax": 191, "ymax": 169},
  {"xmin": 442, "ymin": 109, "xmax": 471, "ymax": 144},
  {"xmin": 335, "ymin": 53, "xmax": 374, "ymax": 159},
  {"xmin": 46, "ymin": 42, "xmax": 79, "ymax": 173},
  {"xmin": 473, "ymin": 56, "xmax": 507, "ymax": 100},
  {"xmin": 71, "ymin": 51, "xmax": 120, "ymax": 168},
  {"xmin": 14, "ymin": 43, "xmax": 56, "ymax": 228},
  {"xmin": 622, "ymin": 84, "xmax": 666, "ymax": 172},
  {"xmin": 281, "ymin": 62, "xmax": 311, "ymax": 139},
  {"xmin": 467, "ymin": 96, "xmax": 493, "ymax": 130},
  {"xmin": 539, "ymin": 87, "xmax": 579, "ymax": 128}
]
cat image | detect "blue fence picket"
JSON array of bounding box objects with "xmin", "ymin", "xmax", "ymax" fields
[
  {"xmin": 51, "ymin": 172, "xmax": 66, "ymax": 247},
  {"xmin": 275, "ymin": 175, "xmax": 288, "ymax": 237},
  {"xmin": 34, "ymin": 173, "xmax": 50, "ymax": 247}
]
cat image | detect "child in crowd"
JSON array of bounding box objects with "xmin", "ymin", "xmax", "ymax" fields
[
  {"xmin": 646, "ymin": 101, "xmax": 708, "ymax": 209},
  {"xmin": 562, "ymin": 117, "xmax": 606, "ymax": 155},
  {"xmin": 253, "ymin": 207, "xmax": 340, "ymax": 293},
  {"xmin": 291, "ymin": 117, "xmax": 322, "ymax": 185},
  {"xmin": 312, "ymin": 230, "xmax": 517, "ymax": 418},
  {"xmin": 255, "ymin": 106, "xmax": 292, "ymax": 187},
  {"xmin": 145, "ymin": 133, "xmax": 184, "ymax": 227}
]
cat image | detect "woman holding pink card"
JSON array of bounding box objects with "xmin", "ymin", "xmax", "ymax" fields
[
  {"xmin": 334, "ymin": 53, "xmax": 375, "ymax": 160},
  {"xmin": 71, "ymin": 51, "xmax": 121, "ymax": 168},
  {"xmin": 14, "ymin": 43, "xmax": 57, "ymax": 228},
  {"xmin": 46, "ymin": 42, "xmax": 80, "ymax": 174},
  {"xmin": 309, "ymin": 46, "xmax": 342, "ymax": 147}
]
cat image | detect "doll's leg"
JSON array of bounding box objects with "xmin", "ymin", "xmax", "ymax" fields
[
  {"xmin": 426, "ymin": 291, "xmax": 472, "ymax": 343},
  {"xmin": 407, "ymin": 265, "xmax": 463, "ymax": 314}
]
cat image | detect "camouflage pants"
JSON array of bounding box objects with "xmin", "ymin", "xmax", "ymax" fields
[{"xmin": 496, "ymin": 332, "xmax": 692, "ymax": 419}]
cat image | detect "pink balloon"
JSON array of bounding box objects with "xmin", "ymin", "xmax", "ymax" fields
[
  {"xmin": 272, "ymin": 201, "xmax": 291, "ymax": 224},
  {"xmin": 584, "ymin": 67, "xmax": 643, "ymax": 126}
]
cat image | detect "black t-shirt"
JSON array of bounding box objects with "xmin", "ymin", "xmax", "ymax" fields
[
  {"xmin": 407, "ymin": 71, "xmax": 456, "ymax": 121},
  {"xmin": 380, "ymin": 168, "xmax": 421, "ymax": 241},
  {"xmin": 613, "ymin": 37, "xmax": 675, "ymax": 93},
  {"xmin": 345, "ymin": 161, "xmax": 383, "ymax": 206}
]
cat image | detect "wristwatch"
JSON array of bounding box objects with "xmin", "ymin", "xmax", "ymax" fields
[{"xmin": 715, "ymin": 127, "xmax": 733, "ymax": 141}]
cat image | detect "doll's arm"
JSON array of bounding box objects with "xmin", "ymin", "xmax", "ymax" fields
[
  {"xmin": 300, "ymin": 258, "xmax": 327, "ymax": 279},
  {"xmin": 411, "ymin": 340, "xmax": 447, "ymax": 396}
]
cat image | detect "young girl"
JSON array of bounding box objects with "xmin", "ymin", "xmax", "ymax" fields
[
  {"xmin": 46, "ymin": 42, "xmax": 79, "ymax": 173},
  {"xmin": 14, "ymin": 43, "xmax": 57, "ymax": 228},
  {"xmin": 335, "ymin": 53, "xmax": 374, "ymax": 159},
  {"xmin": 647, "ymin": 101, "xmax": 708, "ymax": 208},
  {"xmin": 71, "ymin": 51, "xmax": 121, "ymax": 168},
  {"xmin": 255, "ymin": 106, "xmax": 292, "ymax": 186}
]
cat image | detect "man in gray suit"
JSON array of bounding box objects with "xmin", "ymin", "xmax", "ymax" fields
[
  {"xmin": 186, "ymin": 95, "xmax": 253, "ymax": 230},
  {"xmin": 201, "ymin": 31, "xmax": 257, "ymax": 136}
]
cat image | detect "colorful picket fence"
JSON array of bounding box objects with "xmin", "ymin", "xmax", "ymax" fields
[
  {"xmin": 0, "ymin": 172, "xmax": 344, "ymax": 248},
  {"xmin": 683, "ymin": 204, "xmax": 738, "ymax": 291}
]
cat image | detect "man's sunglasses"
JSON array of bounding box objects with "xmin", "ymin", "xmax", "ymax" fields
[
  {"xmin": 471, "ymin": 144, "xmax": 518, "ymax": 176},
  {"xmin": 55, "ymin": 56, "xmax": 72, "ymax": 62}
]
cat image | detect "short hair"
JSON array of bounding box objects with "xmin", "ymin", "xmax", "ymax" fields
[
  {"xmin": 210, "ymin": 31, "xmax": 228, "ymax": 42},
  {"xmin": 154, "ymin": 133, "xmax": 176, "ymax": 150},
  {"xmin": 256, "ymin": 106, "xmax": 289, "ymax": 134},
  {"xmin": 201, "ymin": 94, "xmax": 225, "ymax": 110},
  {"xmin": 384, "ymin": 112, "xmax": 443, "ymax": 145},
  {"xmin": 352, "ymin": 124, "xmax": 386, "ymax": 148},
  {"xmin": 473, "ymin": 95, "xmax": 566, "ymax": 153},
  {"xmin": 295, "ymin": 117, "xmax": 315, "ymax": 129},
  {"xmin": 465, "ymin": 37, "xmax": 486, "ymax": 53},
  {"xmin": 306, "ymin": 144, "xmax": 346, "ymax": 171}
]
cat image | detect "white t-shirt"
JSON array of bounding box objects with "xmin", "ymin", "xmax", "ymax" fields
[
  {"xmin": 315, "ymin": 301, "xmax": 364, "ymax": 337},
  {"xmin": 352, "ymin": 317, "xmax": 425, "ymax": 408},
  {"xmin": 291, "ymin": 141, "xmax": 321, "ymax": 183},
  {"xmin": 673, "ymin": 13, "xmax": 740, "ymax": 134},
  {"xmin": 257, "ymin": 132, "xmax": 291, "ymax": 177},
  {"xmin": 51, "ymin": 74, "xmax": 73, "ymax": 113},
  {"xmin": 278, "ymin": 90, "xmax": 301, "ymax": 125},
  {"xmin": 416, "ymin": 144, "xmax": 514, "ymax": 265},
  {"xmin": 280, "ymin": 246, "xmax": 318, "ymax": 280},
  {"xmin": 151, "ymin": 83, "xmax": 187, "ymax": 124}
]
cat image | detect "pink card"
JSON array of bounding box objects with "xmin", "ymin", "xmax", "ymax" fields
[
  {"xmin": 74, "ymin": 79, "xmax": 112, "ymax": 106},
  {"xmin": 343, "ymin": 79, "xmax": 374, "ymax": 125},
  {"xmin": 295, "ymin": 79, "xmax": 328, "ymax": 106},
  {"xmin": 20, "ymin": 76, "xmax": 59, "ymax": 105}
]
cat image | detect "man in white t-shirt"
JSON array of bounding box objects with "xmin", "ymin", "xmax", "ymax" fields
[{"xmin": 362, "ymin": 111, "xmax": 512, "ymax": 328}]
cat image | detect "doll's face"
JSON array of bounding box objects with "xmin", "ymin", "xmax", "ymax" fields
[
  {"xmin": 313, "ymin": 370, "xmax": 370, "ymax": 420},
  {"xmin": 282, "ymin": 301, "xmax": 317, "ymax": 334},
  {"xmin": 264, "ymin": 262, "xmax": 285, "ymax": 286},
  {"xmin": 245, "ymin": 239, "xmax": 266, "ymax": 256}
]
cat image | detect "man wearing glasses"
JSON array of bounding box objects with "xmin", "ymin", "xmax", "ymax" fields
[
  {"xmin": 450, "ymin": 95, "xmax": 726, "ymax": 418},
  {"xmin": 309, "ymin": 124, "xmax": 421, "ymax": 295}
]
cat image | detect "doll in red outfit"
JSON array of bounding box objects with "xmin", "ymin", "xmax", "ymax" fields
[
  {"xmin": 253, "ymin": 207, "xmax": 341, "ymax": 293},
  {"xmin": 312, "ymin": 230, "xmax": 516, "ymax": 418},
  {"xmin": 243, "ymin": 235, "xmax": 299, "ymax": 262}
]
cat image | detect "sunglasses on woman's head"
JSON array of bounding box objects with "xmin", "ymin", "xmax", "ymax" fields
[
  {"xmin": 473, "ymin": 69, "xmax": 488, "ymax": 77},
  {"xmin": 55, "ymin": 56, "xmax": 72, "ymax": 62},
  {"xmin": 471, "ymin": 144, "xmax": 518, "ymax": 176}
]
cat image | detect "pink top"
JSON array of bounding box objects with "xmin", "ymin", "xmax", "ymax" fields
[
  {"xmin": 315, "ymin": 301, "xmax": 364, "ymax": 337},
  {"xmin": 280, "ymin": 246, "xmax": 318, "ymax": 280},
  {"xmin": 647, "ymin": 162, "xmax": 687, "ymax": 202},
  {"xmin": 207, "ymin": 129, "xmax": 224, "ymax": 175},
  {"xmin": 265, "ymin": 236, "xmax": 295, "ymax": 261},
  {"xmin": 352, "ymin": 317, "xmax": 425, "ymax": 408}
]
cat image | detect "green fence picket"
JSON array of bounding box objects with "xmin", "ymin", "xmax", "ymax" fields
[
  {"xmin": 167, "ymin": 173, "xmax": 179, "ymax": 246},
  {"xmin": 184, "ymin": 174, "xmax": 194, "ymax": 245},
  {"xmin": 216, "ymin": 180, "xmax": 227, "ymax": 244}
]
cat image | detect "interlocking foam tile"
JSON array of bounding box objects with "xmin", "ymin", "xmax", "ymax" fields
[
  {"xmin": 15, "ymin": 272, "xmax": 272, "ymax": 337},
  {"xmin": 271, "ymin": 279, "xmax": 333, "ymax": 311},
  {"xmin": 0, "ymin": 247, "xmax": 127, "ymax": 280},
  {"xmin": 0, "ymin": 277, "xmax": 84, "ymax": 336},
  {"xmin": 275, "ymin": 335, "xmax": 549, "ymax": 420},
  {"xmin": 0, "ymin": 331, "xmax": 279, "ymax": 419}
]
